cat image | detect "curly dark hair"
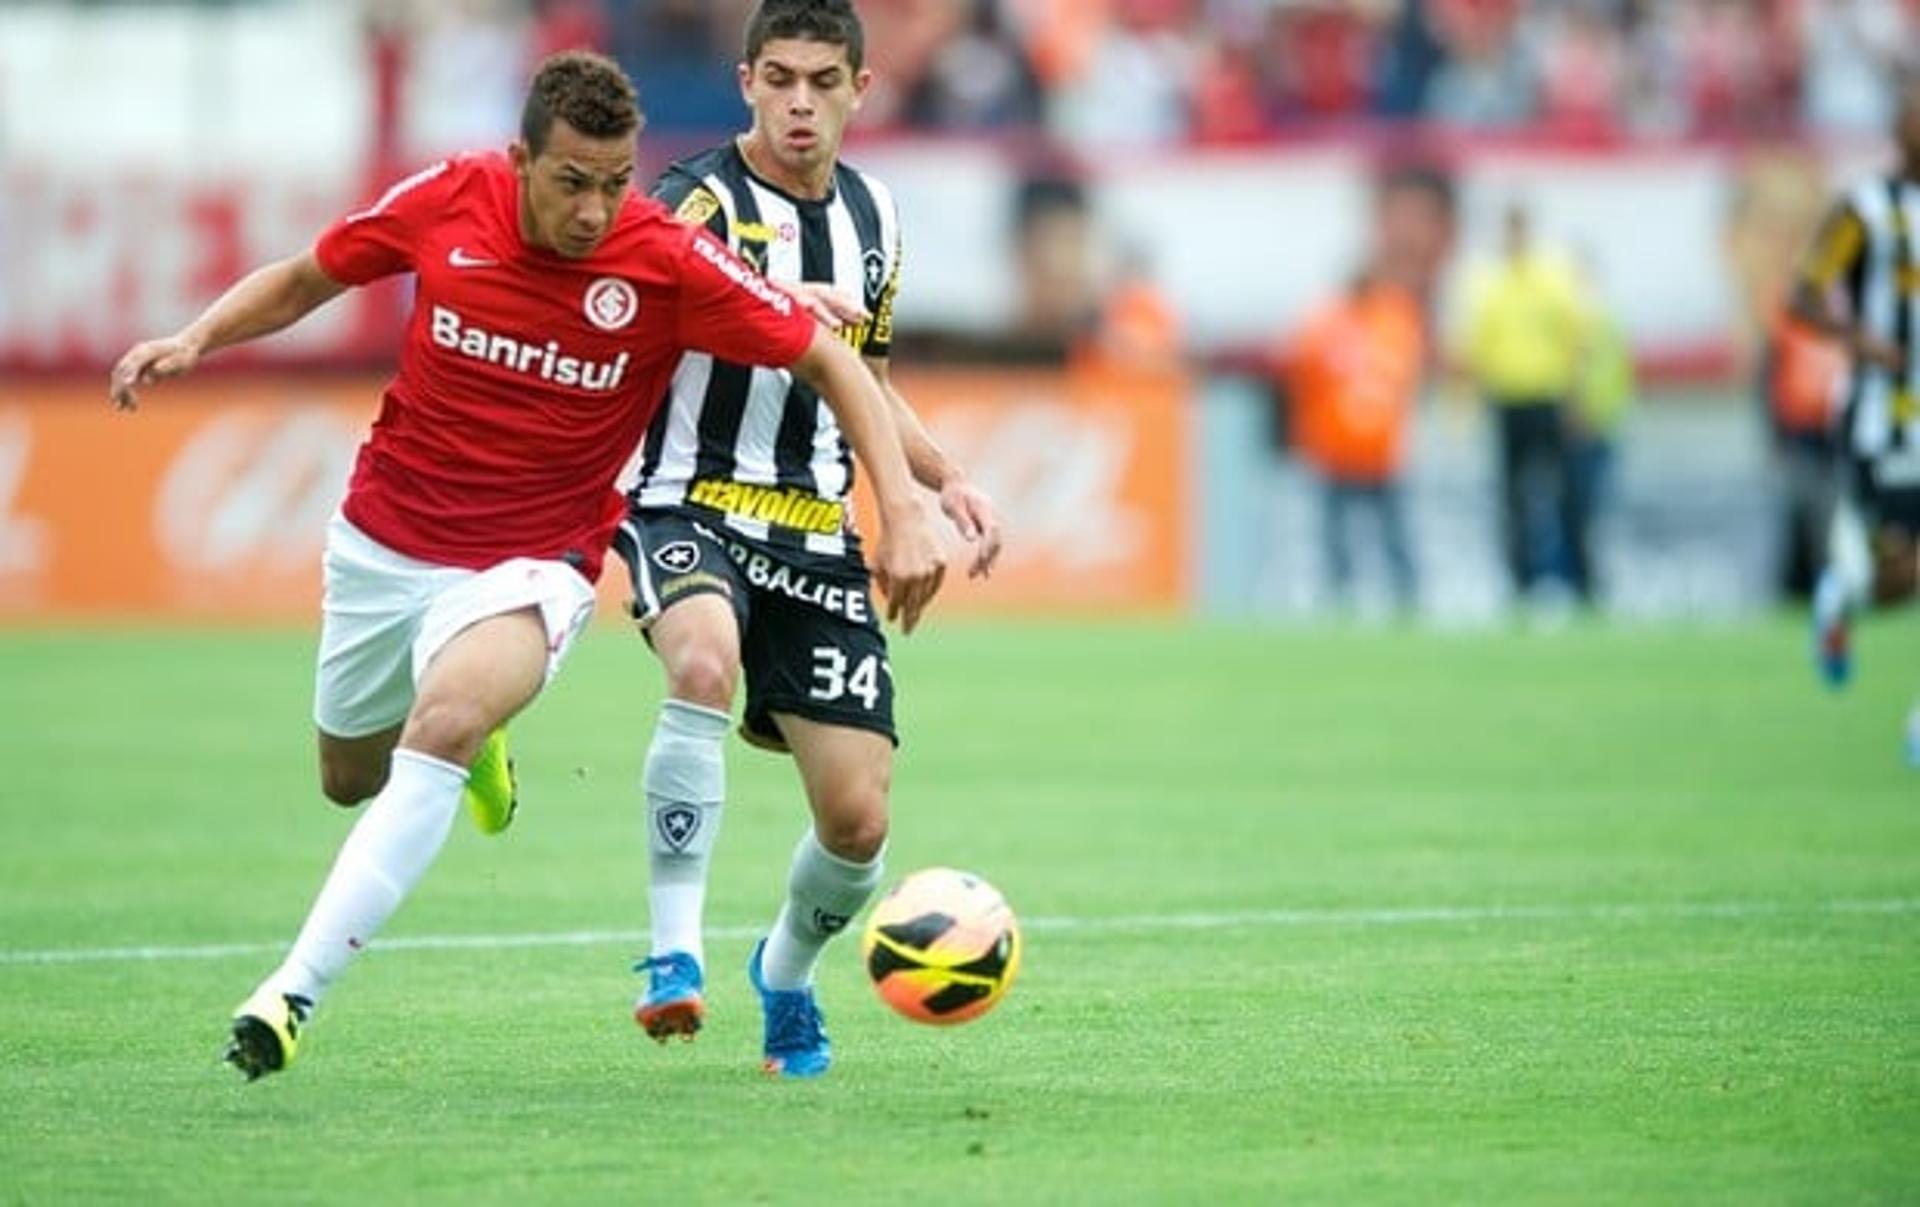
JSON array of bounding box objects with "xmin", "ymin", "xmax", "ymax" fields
[
  {"xmin": 520, "ymin": 50, "xmax": 642, "ymax": 156},
  {"xmin": 744, "ymin": 0, "xmax": 865, "ymax": 72}
]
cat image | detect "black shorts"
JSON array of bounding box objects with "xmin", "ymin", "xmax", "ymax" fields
[
  {"xmin": 1848, "ymin": 452, "xmax": 1920, "ymax": 532},
  {"xmin": 613, "ymin": 509, "xmax": 895, "ymax": 751}
]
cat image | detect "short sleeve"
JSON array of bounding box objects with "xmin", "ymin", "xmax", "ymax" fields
[
  {"xmin": 313, "ymin": 160, "xmax": 453, "ymax": 285},
  {"xmin": 1796, "ymin": 199, "xmax": 1866, "ymax": 292},
  {"xmin": 861, "ymin": 235, "xmax": 902, "ymax": 359},
  {"xmin": 652, "ymin": 170, "xmax": 730, "ymax": 241},
  {"xmin": 673, "ymin": 229, "xmax": 816, "ymax": 369}
]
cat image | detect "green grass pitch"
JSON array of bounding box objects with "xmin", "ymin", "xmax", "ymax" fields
[{"xmin": 1, "ymin": 617, "xmax": 1916, "ymax": 1204}]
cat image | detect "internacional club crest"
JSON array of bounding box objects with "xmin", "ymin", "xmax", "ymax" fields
[
  {"xmin": 584, "ymin": 277, "xmax": 638, "ymax": 331},
  {"xmin": 656, "ymin": 803, "xmax": 701, "ymax": 852}
]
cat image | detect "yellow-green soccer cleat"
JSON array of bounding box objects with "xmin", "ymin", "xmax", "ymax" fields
[
  {"xmin": 463, "ymin": 727, "xmax": 518, "ymax": 835},
  {"xmin": 224, "ymin": 987, "xmax": 311, "ymax": 1082}
]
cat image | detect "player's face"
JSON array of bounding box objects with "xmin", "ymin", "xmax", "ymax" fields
[
  {"xmin": 1374, "ymin": 185, "xmax": 1454, "ymax": 294},
  {"xmin": 739, "ymin": 38, "xmax": 871, "ymax": 186},
  {"xmin": 512, "ymin": 119, "xmax": 636, "ymax": 259}
]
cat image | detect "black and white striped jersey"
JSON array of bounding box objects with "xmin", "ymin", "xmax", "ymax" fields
[
  {"xmin": 627, "ymin": 141, "xmax": 903, "ymax": 562},
  {"xmin": 1802, "ymin": 175, "xmax": 1920, "ymax": 464}
]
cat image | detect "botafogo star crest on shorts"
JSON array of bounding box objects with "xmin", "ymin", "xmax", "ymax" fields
[{"xmin": 652, "ymin": 541, "xmax": 699, "ymax": 573}]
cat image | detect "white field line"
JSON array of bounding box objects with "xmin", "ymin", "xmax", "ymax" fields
[{"xmin": 2, "ymin": 897, "xmax": 1915, "ymax": 968}]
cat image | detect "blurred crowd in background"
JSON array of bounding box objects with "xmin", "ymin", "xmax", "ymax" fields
[{"xmin": 364, "ymin": 0, "xmax": 1920, "ymax": 158}]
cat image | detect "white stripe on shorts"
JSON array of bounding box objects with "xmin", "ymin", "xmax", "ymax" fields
[{"xmin": 622, "ymin": 518, "xmax": 662, "ymax": 621}]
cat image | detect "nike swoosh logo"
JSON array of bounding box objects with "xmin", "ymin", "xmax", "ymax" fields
[{"xmin": 448, "ymin": 246, "xmax": 498, "ymax": 268}]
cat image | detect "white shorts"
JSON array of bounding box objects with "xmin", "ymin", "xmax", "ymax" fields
[{"xmin": 313, "ymin": 512, "xmax": 598, "ymax": 739}]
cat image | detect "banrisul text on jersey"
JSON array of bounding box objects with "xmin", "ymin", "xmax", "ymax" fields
[{"xmin": 429, "ymin": 305, "xmax": 631, "ymax": 390}]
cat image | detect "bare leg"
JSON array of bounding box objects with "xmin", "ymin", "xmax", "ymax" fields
[
  {"xmin": 264, "ymin": 609, "xmax": 550, "ymax": 1006},
  {"xmin": 316, "ymin": 726, "xmax": 402, "ymax": 807}
]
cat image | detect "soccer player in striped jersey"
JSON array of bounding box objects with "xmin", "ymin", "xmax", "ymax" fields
[
  {"xmin": 614, "ymin": 0, "xmax": 1003, "ymax": 1077},
  {"xmin": 1791, "ymin": 63, "xmax": 1920, "ymax": 721}
]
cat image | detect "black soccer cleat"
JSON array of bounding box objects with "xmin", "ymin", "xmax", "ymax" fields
[{"xmin": 223, "ymin": 989, "xmax": 312, "ymax": 1081}]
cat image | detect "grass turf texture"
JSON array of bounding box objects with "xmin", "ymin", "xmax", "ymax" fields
[{"xmin": 1, "ymin": 618, "xmax": 1916, "ymax": 1205}]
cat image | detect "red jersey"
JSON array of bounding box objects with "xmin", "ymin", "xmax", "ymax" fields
[{"xmin": 314, "ymin": 152, "xmax": 815, "ymax": 580}]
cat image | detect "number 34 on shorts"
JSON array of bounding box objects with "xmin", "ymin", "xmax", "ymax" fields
[{"xmin": 809, "ymin": 646, "xmax": 888, "ymax": 710}]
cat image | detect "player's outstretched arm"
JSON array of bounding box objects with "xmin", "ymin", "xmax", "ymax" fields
[
  {"xmin": 781, "ymin": 281, "xmax": 870, "ymax": 332},
  {"xmin": 792, "ymin": 328, "xmax": 947, "ymax": 632},
  {"xmin": 1787, "ymin": 200, "xmax": 1907, "ymax": 374},
  {"xmin": 866, "ymin": 355, "xmax": 1003, "ymax": 579},
  {"xmin": 109, "ymin": 252, "xmax": 346, "ymax": 410}
]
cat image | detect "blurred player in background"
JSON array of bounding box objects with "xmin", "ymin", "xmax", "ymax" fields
[
  {"xmin": 1721, "ymin": 151, "xmax": 1844, "ymax": 601},
  {"xmin": 1564, "ymin": 250, "xmax": 1635, "ymax": 606},
  {"xmin": 107, "ymin": 50, "xmax": 946, "ymax": 1080},
  {"xmin": 1008, "ymin": 172, "xmax": 1098, "ymax": 358},
  {"xmin": 1084, "ymin": 241, "xmax": 1183, "ymax": 372},
  {"xmin": 1761, "ymin": 300, "xmax": 1846, "ymax": 599},
  {"xmin": 1281, "ymin": 164, "xmax": 1455, "ymax": 616},
  {"xmin": 615, "ymin": 0, "xmax": 1001, "ymax": 1079},
  {"xmin": 1369, "ymin": 162, "xmax": 1458, "ymax": 328},
  {"xmin": 1793, "ymin": 62, "xmax": 1920, "ymax": 706},
  {"xmin": 1461, "ymin": 199, "xmax": 1592, "ymax": 609},
  {"xmin": 1287, "ymin": 266, "xmax": 1424, "ymax": 614}
]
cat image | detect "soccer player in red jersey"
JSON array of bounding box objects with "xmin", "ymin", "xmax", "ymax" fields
[{"xmin": 105, "ymin": 50, "xmax": 946, "ymax": 1080}]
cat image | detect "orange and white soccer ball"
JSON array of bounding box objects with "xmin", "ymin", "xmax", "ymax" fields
[{"xmin": 861, "ymin": 867, "xmax": 1022, "ymax": 1025}]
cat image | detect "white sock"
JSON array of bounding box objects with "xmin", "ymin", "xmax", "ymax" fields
[
  {"xmin": 1822, "ymin": 502, "xmax": 1874, "ymax": 617},
  {"xmin": 760, "ymin": 828, "xmax": 884, "ymax": 991},
  {"xmin": 644, "ymin": 699, "xmax": 729, "ymax": 966},
  {"xmin": 1814, "ymin": 568, "xmax": 1851, "ymax": 625},
  {"xmin": 264, "ymin": 748, "xmax": 466, "ymax": 1009}
]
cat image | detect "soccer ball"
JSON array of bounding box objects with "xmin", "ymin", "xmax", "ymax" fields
[{"xmin": 861, "ymin": 867, "xmax": 1021, "ymax": 1025}]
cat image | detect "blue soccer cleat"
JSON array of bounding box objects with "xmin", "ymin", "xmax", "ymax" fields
[
  {"xmin": 748, "ymin": 938, "xmax": 831, "ymax": 1079},
  {"xmin": 632, "ymin": 951, "xmax": 705, "ymax": 1042}
]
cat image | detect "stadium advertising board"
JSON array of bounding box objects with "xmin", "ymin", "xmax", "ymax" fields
[
  {"xmin": 0, "ymin": 369, "xmax": 1189, "ymax": 620},
  {"xmin": 875, "ymin": 366, "xmax": 1190, "ymax": 613}
]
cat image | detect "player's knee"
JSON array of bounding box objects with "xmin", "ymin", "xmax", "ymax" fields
[
  {"xmin": 816, "ymin": 799, "xmax": 888, "ymax": 863},
  {"xmin": 400, "ymin": 696, "xmax": 493, "ymax": 766},
  {"xmin": 319, "ymin": 761, "xmax": 386, "ymax": 807},
  {"xmin": 665, "ymin": 646, "xmax": 739, "ymax": 710}
]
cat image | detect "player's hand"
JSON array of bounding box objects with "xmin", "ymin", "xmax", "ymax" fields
[
  {"xmin": 1851, "ymin": 331, "xmax": 1908, "ymax": 374},
  {"xmin": 938, "ymin": 478, "xmax": 1003, "ymax": 579},
  {"xmin": 871, "ymin": 499, "xmax": 947, "ymax": 634},
  {"xmin": 109, "ymin": 335, "xmax": 202, "ymax": 411},
  {"xmin": 782, "ymin": 282, "xmax": 869, "ymax": 333}
]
